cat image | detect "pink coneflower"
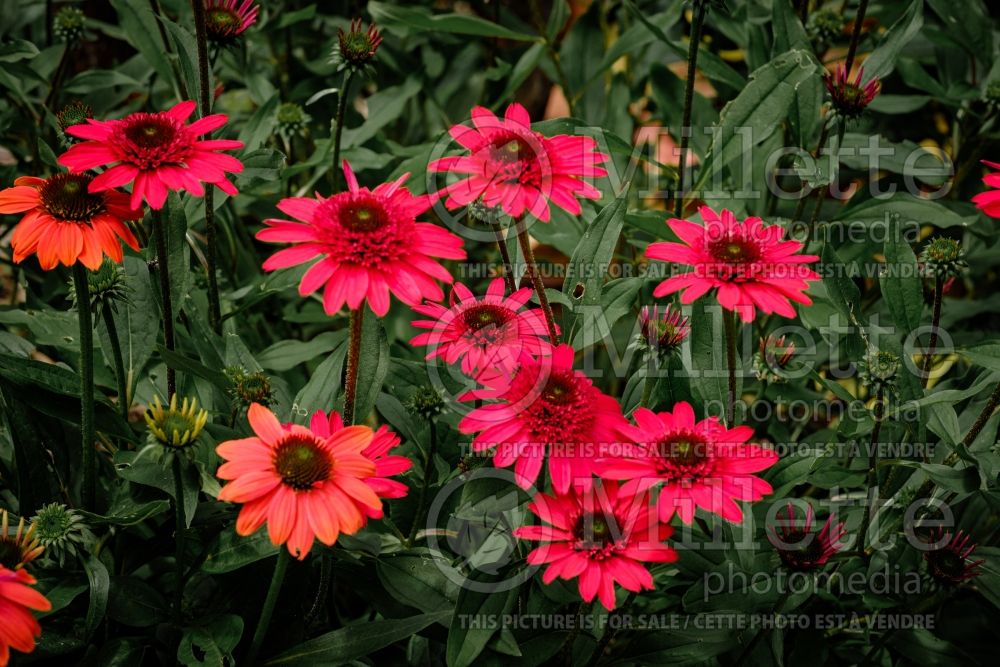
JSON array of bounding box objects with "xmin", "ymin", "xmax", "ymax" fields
[
  {"xmin": 410, "ymin": 277, "xmax": 554, "ymax": 375},
  {"xmin": 257, "ymin": 161, "xmax": 466, "ymax": 316},
  {"xmin": 204, "ymin": 0, "xmax": 259, "ymax": 44},
  {"xmin": 58, "ymin": 100, "xmax": 244, "ymax": 210},
  {"xmin": 513, "ymin": 481, "xmax": 677, "ymax": 610},
  {"xmin": 429, "ymin": 103, "xmax": 609, "ymax": 222},
  {"xmin": 972, "ymin": 160, "xmax": 1000, "ymax": 218},
  {"xmin": 767, "ymin": 503, "xmax": 846, "ymax": 571},
  {"xmin": 645, "ymin": 206, "xmax": 820, "ymax": 322},
  {"xmin": 0, "ymin": 566, "xmax": 51, "ymax": 667},
  {"xmin": 924, "ymin": 529, "xmax": 984, "ymax": 585},
  {"xmin": 824, "ymin": 65, "xmax": 880, "ymax": 119},
  {"xmin": 0, "ymin": 173, "xmax": 141, "ymax": 270},
  {"xmin": 216, "ymin": 403, "xmax": 382, "ymax": 559},
  {"xmin": 595, "ymin": 402, "xmax": 778, "ymax": 524},
  {"xmin": 459, "ymin": 343, "xmax": 631, "ymax": 493},
  {"xmin": 638, "ymin": 304, "xmax": 690, "ymax": 356},
  {"xmin": 308, "ymin": 409, "xmax": 411, "ymax": 519}
]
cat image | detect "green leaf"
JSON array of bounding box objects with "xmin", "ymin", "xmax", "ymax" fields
[
  {"xmin": 178, "ymin": 615, "xmax": 243, "ymax": 666},
  {"xmin": 447, "ymin": 573, "xmax": 517, "ymax": 667},
  {"xmin": 201, "ymin": 528, "xmax": 279, "ymax": 574},
  {"xmin": 771, "ymin": 0, "xmax": 810, "ymax": 55},
  {"xmin": 836, "ymin": 194, "xmax": 970, "ymax": 229},
  {"xmin": 97, "ymin": 257, "xmax": 160, "ymax": 402},
  {"xmin": 686, "ymin": 302, "xmax": 730, "ymax": 421},
  {"xmin": 961, "ymin": 342, "xmax": 1000, "ymax": 372},
  {"xmin": 621, "ymin": 0, "xmax": 744, "ymax": 91},
  {"xmin": 862, "ymin": 0, "xmax": 924, "ymax": 82},
  {"xmin": 341, "ymin": 78, "xmax": 422, "ymax": 150},
  {"xmin": 377, "ymin": 553, "xmax": 460, "ymax": 613},
  {"xmin": 265, "ymin": 611, "xmax": 452, "ymax": 665},
  {"xmin": 83, "ymin": 554, "xmax": 110, "ymax": 640},
  {"xmin": 561, "ymin": 185, "xmax": 630, "ymax": 344},
  {"xmin": 107, "ymin": 577, "xmax": 168, "ymax": 627},
  {"xmin": 257, "ymin": 331, "xmax": 347, "ymax": 372},
  {"xmin": 353, "ymin": 313, "xmax": 390, "ymax": 424},
  {"xmin": 693, "ymin": 49, "xmax": 817, "ymax": 192},
  {"xmin": 880, "ymin": 218, "xmax": 924, "ymax": 333},
  {"xmin": 110, "ymin": 0, "xmax": 173, "ymax": 84},
  {"xmin": 293, "ymin": 341, "xmax": 349, "ymax": 418},
  {"xmin": 369, "ymin": 2, "xmax": 537, "ymax": 41}
]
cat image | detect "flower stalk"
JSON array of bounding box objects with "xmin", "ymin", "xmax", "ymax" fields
[
  {"xmin": 332, "ymin": 72, "xmax": 355, "ymax": 192},
  {"xmin": 102, "ymin": 303, "xmax": 129, "ymax": 420},
  {"xmin": 674, "ymin": 0, "xmax": 708, "ymax": 217},
  {"xmin": 172, "ymin": 454, "xmax": 186, "ymax": 624},
  {"xmin": 343, "ymin": 307, "xmax": 364, "ymax": 425},
  {"xmin": 408, "ymin": 418, "xmax": 437, "ymax": 543},
  {"xmin": 72, "ymin": 263, "xmax": 96, "ymax": 510},
  {"xmin": 246, "ymin": 548, "xmax": 290, "ymax": 665},
  {"xmin": 151, "ymin": 209, "xmax": 177, "ymax": 397},
  {"xmin": 190, "ymin": 0, "xmax": 222, "ymax": 333},
  {"xmin": 514, "ymin": 216, "xmax": 559, "ymax": 343},
  {"xmin": 858, "ymin": 386, "xmax": 885, "ymax": 559},
  {"xmin": 723, "ymin": 307, "xmax": 738, "ymax": 426},
  {"xmin": 921, "ymin": 274, "xmax": 944, "ymax": 388}
]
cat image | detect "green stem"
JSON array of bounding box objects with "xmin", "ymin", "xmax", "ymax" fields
[
  {"xmin": 151, "ymin": 209, "xmax": 176, "ymax": 397},
  {"xmin": 674, "ymin": 0, "xmax": 707, "ymax": 217},
  {"xmin": 921, "ymin": 275, "xmax": 943, "ymax": 389},
  {"xmin": 493, "ymin": 222, "xmax": 518, "ymax": 294},
  {"xmin": 332, "ymin": 71, "xmax": 355, "ymax": 192},
  {"xmin": 844, "ymin": 0, "xmax": 870, "ymax": 77},
  {"xmin": 723, "ymin": 308, "xmax": 738, "ymax": 426},
  {"xmin": 408, "ymin": 419, "xmax": 438, "ymax": 544},
  {"xmin": 101, "ymin": 303, "xmax": 129, "ymax": 420},
  {"xmin": 733, "ymin": 588, "xmax": 794, "ymax": 665},
  {"xmin": 343, "ymin": 307, "xmax": 364, "ymax": 425},
  {"xmin": 586, "ymin": 591, "xmax": 637, "ymax": 667},
  {"xmin": 858, "ymin": 386, "xmax": 884, "ymax": 559},
  {"xmin": 73, "ymin": 264, "xmax": 96, "ymax": 510},
  {"xmin": 560, "ymin": 601, "xmax": 592, "ymax": 666},
  {"xmin": 190, "ymin": 0, "xmax": 222, "ymax": 334},
  {"xmin": 172, "ymin": 455, "xmax": 186, "ymax": 624},
  {"xmin": 304, "ymin": 549, "xmax": 332, "ymax": 624},
  {"xmin": 246, "ymin": 549, "xmax": 291, "ymax": 665},
  {"xmin": 515, "ymin": 217, "xmax": 559, "ymax": 343},
  {"xmin": 640, "ymin": 356, "xmax": 658, "ymax": 409}
]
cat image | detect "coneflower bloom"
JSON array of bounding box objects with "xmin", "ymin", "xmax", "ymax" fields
[
  {"xmin": 203, "ymin": 0, "xmax": 259, "ymax": 44},
  {"xmin": 767, "ymin": 503, "xmax": 846, "ymax": 571},
  {"xmin": 0, "ymin": 173, "xmax": 140, "ymax": 270},
  {"xmin": 0, "ymin": 511, "xmax": 44, "ymax": 571},
  {"xmin": 646, "ymin": 206, "xmax": 820, "ymax": 322},
  {"xmin": 595, "ymin": 402, "xmax": 778, "ymax": 524},
  {"xmin": 216, "ymin": 403, "xmax": 382, "ymax": 559},
  {"xmin": 513, "ymin": 481, "xmax": 677, "ymax": 610},
  {"xmin": 972, "ymin": 160, "xmax": 1000, "ymax": 218},
  {"xmin": 308, "ymin": 409, "xmax": 412, "ymax": 519},
  {"xmin": 58, "ymin": 100, "xmax": 244, "ymax": 210},
  {"xmin": 0, "ymin": 566, "xmax": 51, "ymax": 667},
  {"xmin": 334, "ymin": 18, "xmax": 383, "ymax": 71},
  {"xmin": 429, "ymin": 103, "xmax": 608, "ymax": 222},
  {"xmin": 924, "ymin": 529, "xmax": 984, "ymax": 585},
  {"xmin": 410, "ymin": 277, "xmax": 554, "ymax": 375},
  {"xmin": 638, "ymin": 304, "xmax": 690, "ymax": 357},
  {"xmin": 459, "ymin": 344, "xmax": 631, "ymax": 493},
  {"xmin": 754, "ymin": 334, "xmax": 797, "ymax": 383},
  {"xmin": 257, "ymin": 161, "xmax": 466, "ymax": 316},
  {"xmin": 824, "ymin": 65, "xmax": 880, "ymax": 119}
]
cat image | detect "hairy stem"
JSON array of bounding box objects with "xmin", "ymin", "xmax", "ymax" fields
[
  {"xmin": 190, "ymin": 0, "xmax": 222, "ymax": 333},
  {"xmin": 172, "ymin": 455, "xmax": 186, "ymax": 625},
  {"xmin": 674, "ymin": 0, "xmax": 708, "ymax": 217},
  {"xmin": 858, "ymin": 386, "xmax": 884, "ymax": 558},
  {"xmin": 73, "ymin": 264, "xmax": 96, "ymax": 510},
  {"xmin": 408, "ymin": 419, "xmax": 438, "ymax": 543},
  {"xmin": 844, "ymin": 0, "xmax": 871, "ymax": 77},
  {"xmin": 102, "ymin": 303, "xmax": 129, "ymax": 420},
  {"xmin": 723, "ymin": 308, "xmax": 738, "ymax": 426},
  {"xmin": 343, "ymin": 307, "xmax": 364, "ymax": 425},
  {"xmin": 493, "ymin": 222, "xmax": 518, "ymax": 293},
  {"xmin": 246, "ymin": 549, "xmax": 290, "ymax": 665},
  {"xmin": 152, "ymin": 209, "xmax": 176, "ymax": 397},
  {"xmin": 332, "ymin": 71, "xmax": 355, "ymax": 192},
  {"xmin": 515, "ymin": 217, "xmax": 559, "ymax": 343},
  {"xmin": 921, "ymin": 275, "xmax": 944, "ymax": 389}
]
